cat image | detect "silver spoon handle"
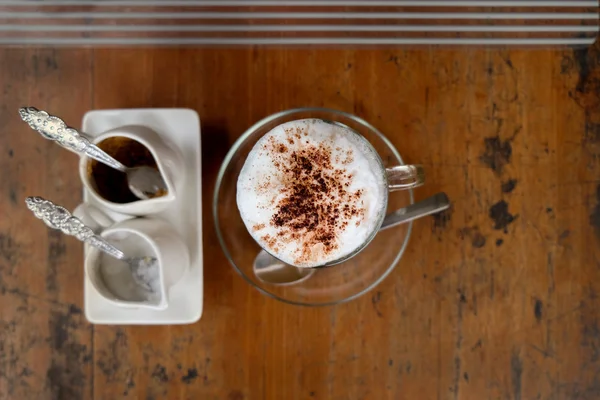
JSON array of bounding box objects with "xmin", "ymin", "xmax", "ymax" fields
[
  {"xmin": 18, "ymin": 107, "xmax": 127, "ymax": 172},
  {"xmin": 380, "ymin": 192, "xmax": 451, "ymax": 231},
  {"xmin": 25, "ymin": 196, "xmax": 126, "ymax": 260}
]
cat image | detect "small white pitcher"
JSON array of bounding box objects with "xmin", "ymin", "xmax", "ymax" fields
[
  {"xmin": 79, "ymin": 125, "xmax": 184, "ymax": 216},
  {"xmin": 76, "ymin": 205, "xmax": 189, "ymax": 310}
]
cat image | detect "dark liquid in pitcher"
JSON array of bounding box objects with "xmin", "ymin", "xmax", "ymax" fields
[{"xmin": 88, "ymin": 137, "xmax": 165, "ymax": 204}]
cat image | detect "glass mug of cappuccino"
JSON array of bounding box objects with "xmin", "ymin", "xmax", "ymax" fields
[{"xmin": 214, "ymin": 108, "xmax": 422, "ymax": 306}]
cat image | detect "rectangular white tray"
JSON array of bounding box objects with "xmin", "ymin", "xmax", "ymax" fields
[{"xmin": 82, "ymin": 108, "xmax": 203, "ymax": 325}]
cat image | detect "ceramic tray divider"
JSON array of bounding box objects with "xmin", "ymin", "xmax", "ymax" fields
[{"xmin": 0, "ymin": 0, "xmax": 597, "ymax": 46}]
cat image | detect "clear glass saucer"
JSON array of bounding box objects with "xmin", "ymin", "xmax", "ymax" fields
[{"xmin": 213, "ymin": 108, "xmax": 413, "ymax": 306}]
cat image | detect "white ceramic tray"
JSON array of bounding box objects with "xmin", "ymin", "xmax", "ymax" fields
[{"xmin": 81, "ymin": 108, "xmax": 203, "ymax": 325}]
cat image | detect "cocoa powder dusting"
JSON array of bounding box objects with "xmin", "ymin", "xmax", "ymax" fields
[
  {"xmin": 342, "ymin": 149, "xmax": 354, "ymax": 165},
  {"xmin": 253, "ymin": 223, "xmax": 265, "ymax": 231},
  {"xmin": 263, "ymin": 127, "xmax": 366, "ymax": 265},
  {"xmin": 261, "ymin": 234, "xmax": 277, "ymax": 249}
]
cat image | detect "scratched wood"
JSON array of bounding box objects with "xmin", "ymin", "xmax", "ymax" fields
[
  {"xmin": 0, "ymin": 49, "xmax": 93, "ymax": 399},
  {"xmin": 0, "ymin": 42, "xmax": 599, "ymax": 400}
]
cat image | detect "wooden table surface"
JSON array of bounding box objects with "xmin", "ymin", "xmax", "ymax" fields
[{"xmin": 0, "ymin": 42, "xmax": 599, "ymax": 400}]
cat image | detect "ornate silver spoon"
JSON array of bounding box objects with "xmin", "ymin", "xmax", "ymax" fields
[
  {"xmin": 19, "ymin": 107, "xmax": 167, "ymax": 201},
  {"xmin": 25, "ymin": 196, "xmax": 157, "ymax": 291}
]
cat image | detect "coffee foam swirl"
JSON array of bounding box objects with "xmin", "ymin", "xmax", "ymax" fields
[{"xmin": 237, "ymin": 119, "xmax": 387, "ymax": 268}]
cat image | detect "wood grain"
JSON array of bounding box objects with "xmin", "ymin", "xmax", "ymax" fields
[{"xmin": 0, "ymin": 42, "xmax": 599, "ymax": 400}]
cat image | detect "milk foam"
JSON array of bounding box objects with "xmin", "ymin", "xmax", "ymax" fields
[{"xmin": 237, "ymin": 119, "xmax": 387, "ymax": 268}]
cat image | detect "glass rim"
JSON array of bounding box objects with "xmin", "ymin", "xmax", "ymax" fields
[{"xmin": 212, "ymin": 107, "xmax": 414, "ymax": 307}]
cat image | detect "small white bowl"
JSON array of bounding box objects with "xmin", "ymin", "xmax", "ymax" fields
[
  {"xmin": 84, "ymin": 218, "xmax": 189, "ymax": 310},
  {"xmin": 79, "ymin": 125, "xmax": 184, "ymax": 216}
]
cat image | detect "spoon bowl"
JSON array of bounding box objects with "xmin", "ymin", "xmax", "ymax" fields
[
  {"xmin": 126, "ymin": 165, "xmax": 168, "ymax": 200},
  {"xmin": 254, "ymin": 250, "xmax": 315, "ymax": 285}
]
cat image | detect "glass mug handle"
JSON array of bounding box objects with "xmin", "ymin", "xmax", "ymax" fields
[{"xmin": 386, "ymin": 165, "xmax": 425, "ymax": 191}]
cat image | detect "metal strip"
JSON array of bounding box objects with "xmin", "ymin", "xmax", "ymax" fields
[
  {"xmin": 0, "ymin": 37, "xmax": 594, "ymax": 45},
  {"xmin": 0, "ymin": 12, "xmax": 597, "ymax": 19},
  {"xmin": 0, "ymin": 0, "xmax": 597, "ymax": 6},
  {"xmin": 0, "ymin": 0, "xmax": 596, "ymax": 46},
  {"xmin": 1, "ymin": 24, "xmax": 596, "ymax": 32}
]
